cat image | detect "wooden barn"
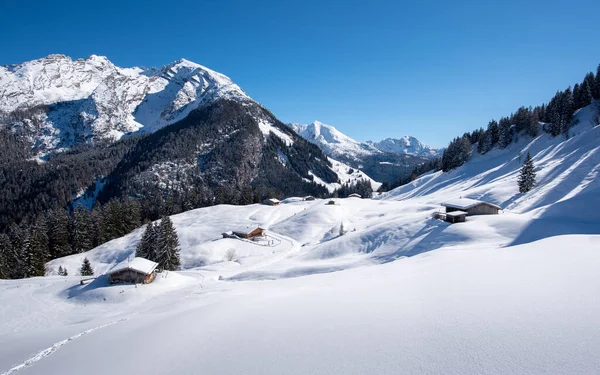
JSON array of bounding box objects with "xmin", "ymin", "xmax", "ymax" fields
[
  {"xmin": 106, "ymin": 257, "xmax": 158, "ymax": 284},
  {"xmin": 441, "ymin": 198, "xmax": 500, "ymax": 216},
  {"xmin": 262, "ymin": 198, "xmax": 280, "ymax": 206},
  {"xmin": 223, "ymin": 227, "xmax": 265, "ymax": 239},
  {"xmin": 445, "ymin": 210, "xmax": 467, "ymax": 224}
]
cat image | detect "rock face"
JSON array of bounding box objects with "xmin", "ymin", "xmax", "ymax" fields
[{"xmin": 0, "ymin": 55, "xmax": 250, "ymax": 154}]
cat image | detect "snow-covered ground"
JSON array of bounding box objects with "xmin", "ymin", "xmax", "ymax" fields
[{"xmin": 1, "ymin": 103, "xmax": 600, "ymax": 374}]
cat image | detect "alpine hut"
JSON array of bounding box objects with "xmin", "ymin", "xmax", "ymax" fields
[
  {"xmin": 441, "ymin": 198, "xmax": 501, "ymax": 216},
  {"xmin": 262, "ymin": 198, "xmax": 280, "ymax": 206},
  {"xmin": 106, "ymin": 257, "xmax": 158, "ymax": 284}
]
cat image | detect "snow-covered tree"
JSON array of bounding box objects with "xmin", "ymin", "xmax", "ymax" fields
[
  {"xmin": 155, "ymin": 216, "xmax": 180, "ymax": 271},
  {"xmin": 80, "ymin": 257, "xmax": 94, "ymax": 276},
  {"xmin": 58, "ymin": 265, "xmax": 68, "ymax": 276},
  {"xmin": 136, "ymin": 222, "xmax": 158, "ymax": 261},
  {"xmin": 0, "ymin": 234, "xmax": 10, "ymax": 279},
  {"xmin": 518, "ymin": 152, "xmax": 536, "ymax": 193}
]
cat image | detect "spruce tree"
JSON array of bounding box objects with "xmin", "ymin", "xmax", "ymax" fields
[
  {"xmin": 47, "ymin": 209, "xmax": 71, "ymax": 258},
  {"xmin": 80, "ymin": 257, "xmax": 94, "ymax": 276},
  {"xmin": 24, "ymin": 218, "xmax": 49, "ymax": 277},
  {"xmin": 136, "ymin": 222, "xmax": 157, "ymax": 261},
  {"xmin": 594, "ymin": 64, "xmax": 600, "ymax": 100},
  {"xmin": 518, "ymin": 152, "xmax": 536, "ymax": 193},
  {"xmin": 57, "ymin": 265, "xmax": 68, "ymax": 276},
  {"xmin": 156, "ymin": 216, "xmax": 181, "ymax": 271},
  {"xmin": 498, "ymin": 118, "xmax": 512, "ymax": 149},
  {"xmin": 72, "ymin": 204, "xmax": 93, "ymax": 253},
  {"xmin": 0, "ymin": 233, "xmax": 10, "ymax": 279},
  {"xmin": 477, "ymin": 131, "xmax": 492, "ymax": 154}
]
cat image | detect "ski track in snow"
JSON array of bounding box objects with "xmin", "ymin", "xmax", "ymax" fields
[{"xmin": 0, "ymin": 317, "xmax": 129, "ymax": 375}]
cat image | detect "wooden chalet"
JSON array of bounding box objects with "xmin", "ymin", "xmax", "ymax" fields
[
  {"xmin": 441, "ymin": 198, "xmax": 500, "ymax": 216},
  {"xmin": 223, "ymin": 226, "xmax": 265, "ymax": 239},
  {"xmin": 106, "ymin": 257, "xmax": 158, "ymax": 284},
  {"xmin": 262, "ymin": 198, "xmax": 280, "ymax": 206}
]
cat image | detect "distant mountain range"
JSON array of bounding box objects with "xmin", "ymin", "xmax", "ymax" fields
[{"xmin": 288, "ymin": 121, "xmax": 441, "ymax": 182}]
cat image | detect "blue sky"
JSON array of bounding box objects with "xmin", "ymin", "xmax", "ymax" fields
[{"xmin": 1, "ymin": 0, "xmax": 599, "ymax": 147}]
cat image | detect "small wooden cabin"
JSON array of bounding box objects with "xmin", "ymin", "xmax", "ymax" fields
[
  {"xmin": 304, "ymin": 196, "xmax": 316, "ymax": 201},
  {"xmin": 348, "ymin": 193, "xmax": 362, "ymax": 198},
  {"xmin": 106, "ymin": 257, "xmax": 158, "ymax": 284},
  {"xmin": 262, "ymin": 198, "xmax": 280, "ymax": 206},
  {"xmin": 441, "ymin": 198, "xmax": 500, "ymax": 216},
  {"xmin": 223, "ymin": 227, "xmax": 265, "ymax": 239}
]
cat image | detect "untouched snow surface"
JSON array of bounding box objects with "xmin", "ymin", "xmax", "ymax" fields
[{"xmin": 1, "ymin": 103, "xmax": 600, "ymax": 374}]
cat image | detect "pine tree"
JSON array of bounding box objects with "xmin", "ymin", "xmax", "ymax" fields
[
  {"xmin": 498, "ymin": 117, "xmax": 512, "ymax": 149},
  {"xmin": 136, "ymin": 222, "xmax": 158, "ymax": 261},
  {"xmin": 0, "ymin": 233, "xmax": 11, "ymax": 279},
  {"xmin": 24, "ymin": 218, "xmax": 49, "ymax": 277},
  {"xmin": 518, "ymin": 152, "xmax": 536, "ymax": 193},
  {"xmin": 155, "ymin": 216, "xmax": 180, "ymax": 271},
  {"xmin": 594, "ymin": 64, "xmax": 600, "ymax": 100},
  {"xmin": 7, "ymin": 225, "xmax": 25, "ymax": 279},
  {"xmin": 477, "ymin": 130, "xmax": 492, "ymax": 154},
  {"xmin": 72, "ymin": 204, "xmax": 94, "ymax": 253},
  {"xmin": 46, "ymin": 209, "xmax": 71, "ymax": 258},
  {"xmin": 57, "ymin": 265, "xmax": 68, "ymax": 276},
  {"xmin": 80, "ymin": 257, "xmax": 94, "ymax": 276}
]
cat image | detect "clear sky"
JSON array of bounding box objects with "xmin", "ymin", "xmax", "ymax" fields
[{"xmin": 1, "ymin": 0, "xmax": 599, "ymax": 147}]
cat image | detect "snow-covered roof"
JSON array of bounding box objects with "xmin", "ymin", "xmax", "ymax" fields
[
  {"xmin": 441, "ymin": 198, "xmax": 500, "ymax": 210},
  {"xmin": 446, "ymin": 210, "xmax": 468, "ymax": 217},
  {"xmin": 232, "ymin": 226, "xmax": 264, "ymax": 234},
  {"xmin": 348, "ymin": 193, "xmax": 362, "ymax": 198},
  {"xmin": 106, "ymin": 257, "xmax": 158, "ymax": 276},
  {"xmin": 267, "ymin": 198, "xmax": 280, "ymax": 203}
]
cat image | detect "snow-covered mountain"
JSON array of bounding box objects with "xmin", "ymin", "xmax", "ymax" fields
[
  {"xmin": 288, "ymin": 121, "xmax": 438, "ymax": 182},
  {"xmin": 288, "ymin": 121, "xmax": 381, "ymax": 161},
  {"xmin": 0, "ymin": 54, "xmax": 251, "ymax": 154},
  {"xmin": 367, "ymin": 136, "xmax": 441, "ymax": 157}
]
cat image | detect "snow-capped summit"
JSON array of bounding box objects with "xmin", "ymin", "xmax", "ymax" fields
[
  {"xmin": 0, "ymin": 54, "xmax": 253, "ymax": 154},
  {"xmin": 288, "ymin": 121, "xmax": 380, "ymax": 161},
  {"xmin": 367, "ymin": 136, "xmax": 441, "ymax": 157}
]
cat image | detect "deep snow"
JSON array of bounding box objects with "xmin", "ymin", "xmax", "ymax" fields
[{"xmin": 1, "ymin": 103, "xmax": 600, "ymax": 374}]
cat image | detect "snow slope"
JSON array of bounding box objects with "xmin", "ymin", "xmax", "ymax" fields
[{"xmin": 1, "ymin": 104, "xmax": 600, "ymax": 374}]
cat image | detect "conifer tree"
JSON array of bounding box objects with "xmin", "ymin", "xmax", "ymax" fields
[
  {"xmin": 57, "ymin": 265, "xmax": 68, "ymax": 276},
  {"xmin": 72, "ymin": 204, "xmax": 94, "ymax": 253},
  {"xmin": 594, "ymin": 64, "xmax": 600, "ymax": 100},
  {"xmin": 136, "ymin": 222, "xmax": 157, "ymax": 261},
  {"xmin": 518, "ymin": 152, "xmax": 536, "ymax": 193},
  {"xmin": 47, "ymin": 209, "xmax": 71, "ymax": 258},
  {"xmin": 80, "ymin": 257, "xmax": 94, "ymax": 276},
  {"xmin": 477, "ymin": 130, "xmax": 492, "ymax": 154},
  {"xmin": 0, "ymin": 233, "xmax": 10, "ymax": 279},
  {"xmin": 498, "ymin": 118, "xmax": 512, "ymax": 149},
  {"xmin": 156, "ymin": 216, "xmax": 180, "ymax": 271},
  {"xmin": 24, "ymin": 218, "xmax": 49, "ymax": 277}
]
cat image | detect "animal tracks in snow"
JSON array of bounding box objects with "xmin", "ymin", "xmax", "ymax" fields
[{"xmin": 0, "ymin": 317, "xmax": 129, "ymax": 375}]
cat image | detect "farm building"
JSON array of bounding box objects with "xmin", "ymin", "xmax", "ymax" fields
[
  {"xmin": 262, "ymin": 198, "xmax": 280, "ymax": 206},
  {"xmin": 326, "ymin": 200, "xmax": 336, "ymax": 205},
  {"xmin": 223, "ymin": 227, "xmax": 265, "ymax": 239},
  {"xmin": 304, "ymin": 196, "xmax": 316, "ymax": 201},
  {"xmin": 106, "ymin": 257, "xmax": 158, "ymax": 284},
  {"xmin": 348, "ymin": 193, "xmax": 362, "ymax": 198},
  {"xmin": 441, "ymin": 198, "xmax": 500, "ymax": 216}
]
